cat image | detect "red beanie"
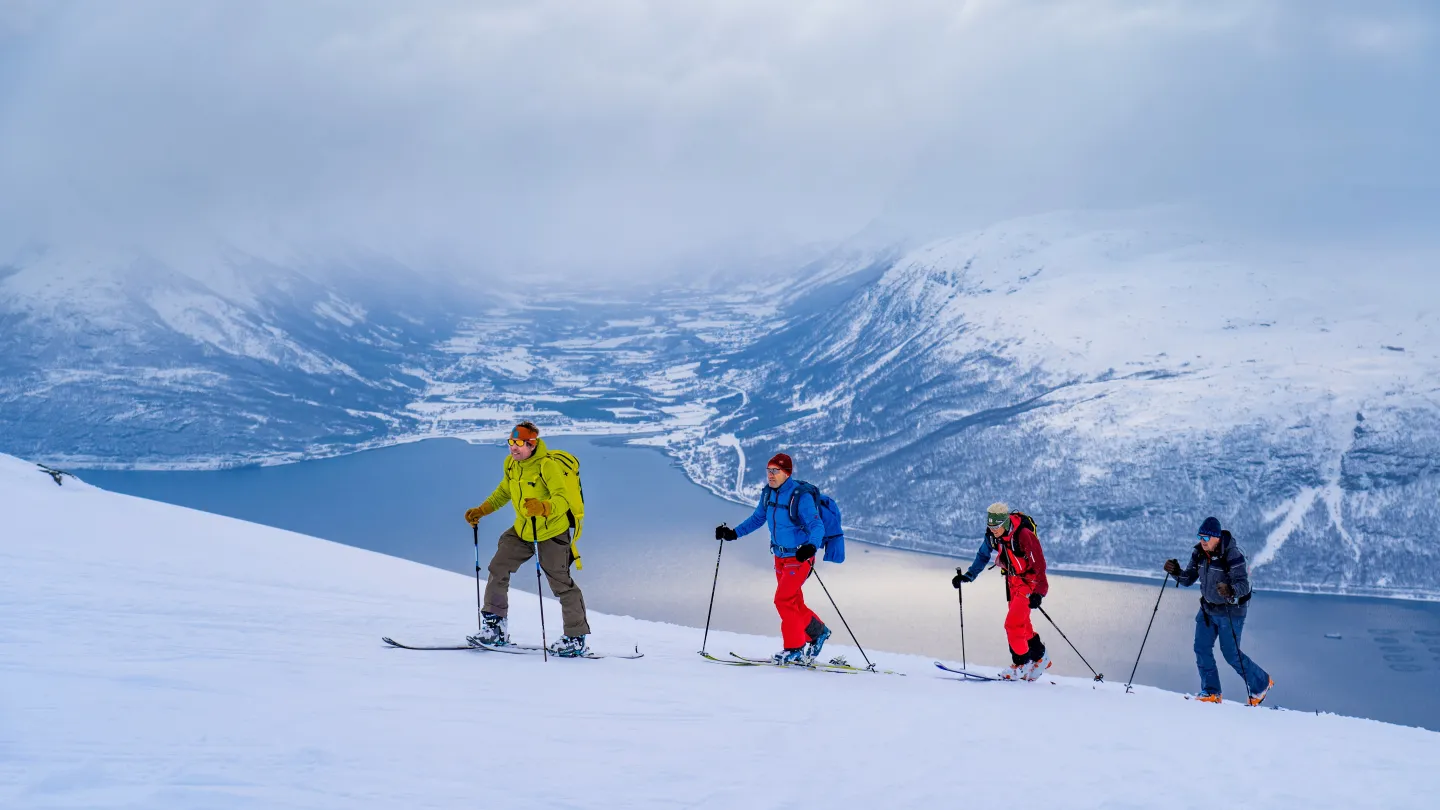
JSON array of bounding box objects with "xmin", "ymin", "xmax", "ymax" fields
[{"xmin": 767, "ymin": 453, "xmax": 793, "ymax": 476}]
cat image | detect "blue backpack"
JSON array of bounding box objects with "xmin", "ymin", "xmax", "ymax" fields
[{"xmin": 777, "ymin": 480, "xmax": 846, "ymax": 563}]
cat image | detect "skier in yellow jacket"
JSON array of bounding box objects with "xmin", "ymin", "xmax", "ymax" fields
[{"xmin": 464, "ymin": 421, "xmax": 590, "ymax": 655}]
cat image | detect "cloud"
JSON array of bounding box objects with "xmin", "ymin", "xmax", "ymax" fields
[{"xmin": 0, "ymin": 0, "xmax": 1436, "ymax": 277}]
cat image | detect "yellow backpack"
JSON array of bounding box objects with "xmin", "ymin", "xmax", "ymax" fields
[{"xmin": 546, "ymin": 449, "xmax": 586, "ymax": 569}]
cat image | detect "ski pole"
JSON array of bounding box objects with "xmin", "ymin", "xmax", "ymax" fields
[
  {"xmin": 700, "ymin": 526, "xmax": 726, "ymax": 655},
  {"xmin": 810, "ymin": 566, "xmax": 873, "ymax": 670},
  {"xmin": 473, "ymin": 523, "xmax": 483, "ymax": 634},
  {"xmin": 956, "ymin": 568, "xmax": 967, "ymax": 670},
  {"xmin": 1037, "ymin": 605, "xmax": 1103, "ymax": 682},
  {"xmin": 532, "ymin": 516, "xmax": 548, "ymax": 662},
  {"xmin": 1124, "ymin": 573, "xmax": 1171, "ymax": 693}
]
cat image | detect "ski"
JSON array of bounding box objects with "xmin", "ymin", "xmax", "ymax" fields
[
  {"xmin": 727, "ymin": 652, "xmax": 859, "ymax": 674},
  {"xmin": 934, "ymin": 661, "xmax": 1056, "ymax": 684},
  {"xmin": 814, "ymin": 656, "xmax": 906, "ymax": 676},
  {"xmin": 470, "ymin": 640, "xmax": 644, "ymax": 660},
  {"xmin": 933, "ymin": 662, "xmax": 1002, "ymax": 681},
  {"xmin": 382, "ymin": 637, "xmax": 642, "ymax": 659},
  {"xmin": 1181, "ymin": 694, "xmax": 1284, "ymax": 712},
  {"xmin": 699, "ymin": 651, "xmax": 762, "ymax": 666},
  {"xmin": 382, "ymin": 637, "xmax": 481, "ymax": 651}
]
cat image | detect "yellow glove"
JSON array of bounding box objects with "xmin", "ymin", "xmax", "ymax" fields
[
  {"xmin": 464, "ymin": 503, "xmax": 495, "ymax": 525},
  {"xmin": 522, "ymin": 498, "xmax": 552, "ymax": 518}
]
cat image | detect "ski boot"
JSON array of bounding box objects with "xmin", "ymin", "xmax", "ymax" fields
[
  {"xmin": 466, "ymin": 612, "xmax": 510, "ymax": 647},
  {"xmin": 1022, "ymin": 650, "xmax": 1052, "ymax": 681},
  {"xmin": 1192, "ymin": 692, "xmax": 1223, "ymax": 704},
  {"xmin": 1248, "ymin": 677, "xmax": 1275, "ymax": 707},
  {"xmin": 805, "ymin": 625, "xmax": 832, "ymax": 662},
  {"xmin": 772, "ymin": 647, "xmax": 808, "ymax": 666},
  {"xmin": 1000, "ymin": 663, "xmax": 1025, "ymax": 680},
  {"xmin": 549, "ymin": 635, "xmax": 590, "ymax": 657}
]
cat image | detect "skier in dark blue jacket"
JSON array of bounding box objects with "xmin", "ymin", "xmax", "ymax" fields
[
  {"xmin": 1164, "ymin": 517, "xmax": 1274, "ymax": 705},
  {"xmin": 714, "ymin": 453, "xmax": 830, "ymax": 665}
]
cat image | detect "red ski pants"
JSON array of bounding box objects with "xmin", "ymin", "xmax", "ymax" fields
[
  {"xmin": 774, "ymin": 556, "xmax": 822, "ymax": 649},
  {"xmin": 1005, "ymin": 579, "xmax": 1037, "ymax": 657}
]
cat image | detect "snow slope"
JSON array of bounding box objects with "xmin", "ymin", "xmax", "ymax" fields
[{"xmin": 2, "ymin": 453, "xmax": 1438, "ymax": 809}]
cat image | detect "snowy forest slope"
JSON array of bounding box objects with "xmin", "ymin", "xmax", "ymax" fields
[
  {"xmin": 0, "ymin": 244, "xmax": 456, "ymax": 464},
  {"xmin": 675, "ymin": 213, "xmax": 1440, "ymax": 598}
]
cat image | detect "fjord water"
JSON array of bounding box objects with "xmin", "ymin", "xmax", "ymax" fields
[{"xmin": 80, "ymin": 437, "xmax": 1440, "ymax": 730}]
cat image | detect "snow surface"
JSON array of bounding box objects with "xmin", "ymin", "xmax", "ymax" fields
[{"xmin": 3, "ymin": 452, "xmax": 1438, "ymax": 809}]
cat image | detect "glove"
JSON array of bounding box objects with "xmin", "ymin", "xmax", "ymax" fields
[
  {"xmin": 1029, "ymin": 592, "xmax": 1043, "ymax": 610},
  {"xmin": 715, "ymin": 524, "xmax": 738, "ymax": 541},
  {"xmin": 951, "ymin": 572, "xmax": 972, "ymax": 588},
  {"xmin": 1163, "ymin": 558, "xmax": 1182, "ymax": 577},
  {"xmin": 522, "ymin": 498, "xmax": 551, "ymax": 518},
  {"xmin": 464, "ymin": 503, "xmax": 495, "ymax": 525},
  {"xmin": 1217, "ymin": 582, "xmax": 1235, "ymax": 600},
  {"xmin": 795, "ymin": 543, "xmax": 817, "ymax": 562}
]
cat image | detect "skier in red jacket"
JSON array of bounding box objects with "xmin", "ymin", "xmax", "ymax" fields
[{"xmin": 952, "ymin": 502, "xmax": 1051, "ymax": 680}]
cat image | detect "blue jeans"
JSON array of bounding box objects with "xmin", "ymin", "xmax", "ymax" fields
[{"xmin": 1194, "ymin": 606, "xmax": 1270, "ymax": 697}]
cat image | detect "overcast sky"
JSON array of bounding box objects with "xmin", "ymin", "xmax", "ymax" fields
[{"xmin": 1, "ymin": 0, "xmax": 1436, "ymax": 278}]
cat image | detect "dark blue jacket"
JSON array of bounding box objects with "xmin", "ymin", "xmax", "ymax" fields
[
  {"xmin": 734, "ymin": 477, "xmax": 824, "ymax": 558},
  {"xmin": 1176, "ymin": 531, "xmax": 1253, "ymax": 611}
]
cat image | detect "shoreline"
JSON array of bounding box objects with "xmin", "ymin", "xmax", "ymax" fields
[{"xmin": 58, "ymin": 430, "xmax": 1440, "ymax": 605}]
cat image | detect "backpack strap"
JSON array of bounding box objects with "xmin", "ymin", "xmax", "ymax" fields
[
  {"xmin": 786, "ymin": 482, "xmax": 822, "ymax": 526},
  {"xmin": 1218, "ymin": 530, "xmax": 1252, "ymax": 605}
]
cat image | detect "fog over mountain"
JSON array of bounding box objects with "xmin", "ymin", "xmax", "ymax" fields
[{"xmin": 2, "ymin": 1, "xmax": 1436, "ymax": 278}]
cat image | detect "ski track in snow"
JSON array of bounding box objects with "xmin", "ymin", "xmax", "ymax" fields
[
  {"xmin": 2, "ymin": 453, "xmax": 1439, "ymax": 809},
  {"xmin": 712, "ymin": 432, "xmax": 747, "ymax": 494},
  {"xmin": 1252, "ymin": 486, "xmax": 1321, "ymax": 570}
]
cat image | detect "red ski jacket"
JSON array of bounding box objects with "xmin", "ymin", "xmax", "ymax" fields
[{"xmin": 962, "ymin": 516, "xmax": 1049, "ymax": 597}]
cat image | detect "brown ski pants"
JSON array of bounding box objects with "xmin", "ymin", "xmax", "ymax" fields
[{"xmin": 483, "ymin": 526, "xmax": 591, "ymax": 637}]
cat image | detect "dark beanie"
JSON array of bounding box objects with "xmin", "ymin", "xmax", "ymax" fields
[
  {"xmin": 768, "ymin": 453, "xmax": 793, "ymax": 476},
  {"xmin": 1198, "ymin": 516, "xmax": 1222, "ymax": 537}
]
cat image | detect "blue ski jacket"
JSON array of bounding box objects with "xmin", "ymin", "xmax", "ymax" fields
[
  {"xmin": 733, "ymin": 477, "xmax": 824, "ymax": 559},
  {"xmin": 1176, "ymin": 531, "xmax": 1253, "ymax": 612}
]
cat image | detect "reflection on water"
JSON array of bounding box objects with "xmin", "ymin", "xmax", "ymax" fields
[{"xmin": 80, "ymin": 436, "xmax": 1440, "ymax": 730}]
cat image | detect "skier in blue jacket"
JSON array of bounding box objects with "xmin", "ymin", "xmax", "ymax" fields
[
  {"xmin": 714, "ymin": 453, "xmax": 831, "ymax": 664},
  {"xmin": 1164, "ymin": 517, "xmax": 1275, "ymax": 705}
]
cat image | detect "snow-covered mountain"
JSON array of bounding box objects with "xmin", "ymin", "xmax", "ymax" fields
[
  {"xmin": 4, "ymin": 451, "xmax": 1437, "ymax": 808},
  {"xmin": 5, "ymin": 212, "xmax": 1439, "ymax": 599},
  {"xmin": 0, "ymin": 242, "xmax": 784, "ymax": 466},
  {"xmin": 672, "ymin": 212, "xmax": 1440, "ymax": 599},
  {"xmin": 0, "ymin": 244, "xmax": 458, "ymax": 466}
]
